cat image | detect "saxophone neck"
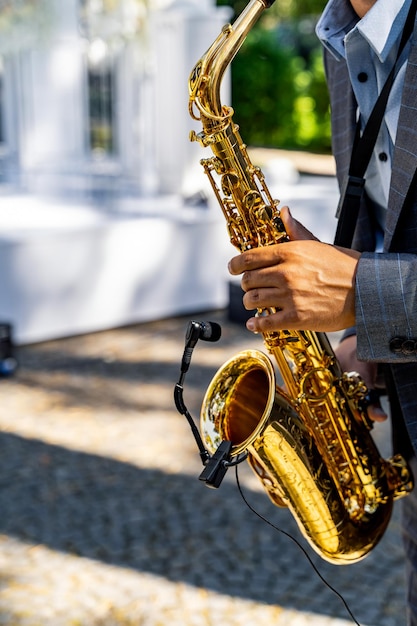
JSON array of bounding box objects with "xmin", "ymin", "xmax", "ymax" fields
[{"xmin": 189, "ymin": 0, "xmax": 274, "ymax": 124}]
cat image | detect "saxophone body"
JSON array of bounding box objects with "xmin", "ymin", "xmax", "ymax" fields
[{"xmin": 188, "ymin": 0, "xmax": 413, "ymax": 564}]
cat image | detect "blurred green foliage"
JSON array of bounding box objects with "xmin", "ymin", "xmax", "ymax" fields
[
  {"xmin": 216, "ymin": 0, "xmax": 331, "ymax": 152},
  {"xmin": 216, "ymin": 0, "xmax": 325, "ymax": 21}
]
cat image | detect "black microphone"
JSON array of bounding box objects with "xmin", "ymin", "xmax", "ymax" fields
[
  {"xmin": 181, "ymin": 320, "xmax": 221, "ymax": 373},
  {"xmin": 175, "ymin": 320, "xmax": 222, "ymax": 466},
  {"xmin": 186, "ymin": 320, "xmax": 221, "ymax": 345}
]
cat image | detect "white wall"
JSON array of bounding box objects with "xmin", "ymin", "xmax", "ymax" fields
[
  {"xmin": 0, "ymin": 196, "xmax": 234, "ymax": 344},
  {"xmin": 151, "ymin": 3, "xmax": 232, "ymax": 195},
  {"xmin": 0, "ymin": 0, "xmax": 236, "ymax": 344}
]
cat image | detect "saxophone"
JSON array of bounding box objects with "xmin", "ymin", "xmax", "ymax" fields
[{"xmin": 188, "ymin": 0, "xmax": 413, "ymax": 564}]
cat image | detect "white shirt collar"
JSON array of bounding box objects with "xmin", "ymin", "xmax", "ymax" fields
[{"xmin": 316, "ymin": 0, "xmax": 412, "ymax": 63}]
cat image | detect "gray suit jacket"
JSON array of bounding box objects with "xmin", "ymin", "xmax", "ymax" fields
[{"xmin": 324, "ymin": 20, "xmax": 417, "ymax": 452}]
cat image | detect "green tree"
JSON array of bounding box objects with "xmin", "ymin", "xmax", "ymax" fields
[
  {"xmin": 216, "ymin": 0, "xmax": 331, "ymax": 152},
  {"xmin": 216, "ymin": 0, "xmax": 325, "ymax": 20}
]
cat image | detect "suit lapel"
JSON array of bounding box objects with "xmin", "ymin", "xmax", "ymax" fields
[
  {"xmin": 385, "ymin": 24, "xmax": 417, "ymax": 249},
  {"xmin": 324, "ymin": 50, "xmax": 357, "ymax": 189}
]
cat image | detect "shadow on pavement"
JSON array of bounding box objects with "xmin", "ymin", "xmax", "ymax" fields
[{"xmin": 0, "ymin": 430, "xmax": 406, "ymax": 625}]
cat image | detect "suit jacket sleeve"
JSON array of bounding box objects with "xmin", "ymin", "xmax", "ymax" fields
[{"xmin": 356, "ymin": 252, "xmax": 417, "ymax": 362}]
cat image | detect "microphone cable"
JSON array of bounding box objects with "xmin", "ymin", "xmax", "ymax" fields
[{"xmin": 234, "ymin": 464, "xmax": 362, "ymax": 626}]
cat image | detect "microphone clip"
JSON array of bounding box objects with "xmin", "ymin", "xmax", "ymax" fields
[
  {"xmin": 199, "ymin": 441, "xmax": 232, "ymax": 488},
  {"xmin": 199, "ymin": 441, "xmax": 249, "ymax": 489}
]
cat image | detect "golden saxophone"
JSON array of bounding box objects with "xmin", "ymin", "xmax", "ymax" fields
[{"xmin": 187, "ymin": 0, "xmax": 413, "ymax": 564}]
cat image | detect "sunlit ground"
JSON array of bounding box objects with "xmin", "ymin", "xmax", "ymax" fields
[{"xmin": 0, "ymin": 312, "xmax": 403, "ymax": 626}]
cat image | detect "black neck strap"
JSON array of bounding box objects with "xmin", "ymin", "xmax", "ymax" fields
[{"xmin": 334, "ymin": 0, "xmax": 417, "ymax": 248}]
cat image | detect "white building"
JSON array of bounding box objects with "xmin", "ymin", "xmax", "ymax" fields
[{"xmin": 0, "ymin": 0, "xmax": 234, "ymax": 344}]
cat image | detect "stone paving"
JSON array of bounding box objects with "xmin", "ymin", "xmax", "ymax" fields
[{"xmin": 0, "ymin": 310, "xmax": 409, "ymax": 625}]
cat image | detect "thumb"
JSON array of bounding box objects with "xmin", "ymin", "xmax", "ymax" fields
[
  {"xmin": 368, "ymin": 402, "xmax": 388, "ymax": 422},
  {"xmin": 280, "ymin": 205, "xmax": 319, "ymax": 241},
  {"xmin": 365, "ymin": 389, "xmax": 388, "ymax": 423}
]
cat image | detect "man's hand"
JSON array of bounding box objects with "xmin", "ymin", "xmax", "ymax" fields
[
  {"xmin": 228, "ymin": 206, "xmax": 361, "ymax": 333},
  {"xmin": 335, "ymin": 334, "xmax": 387, "ymax": 422}
]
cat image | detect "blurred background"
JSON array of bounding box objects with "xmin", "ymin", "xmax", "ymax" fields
[{"xmin": 0, "ymin": 0, "xmax": 331, "ymax": 346}]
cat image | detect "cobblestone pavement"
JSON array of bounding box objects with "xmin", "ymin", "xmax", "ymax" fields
[{"xmin": 0, "ymin": 310, "xmax": 408, "ymax": 626}]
